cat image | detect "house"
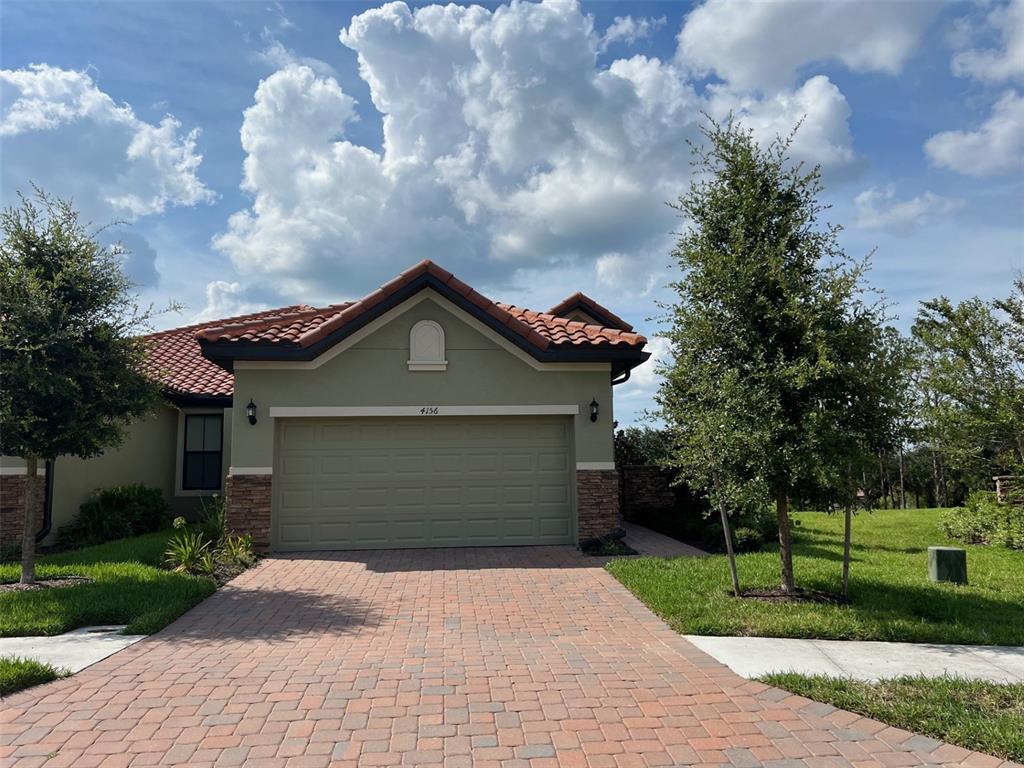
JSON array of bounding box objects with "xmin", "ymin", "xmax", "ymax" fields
[{"xmin": 1, "ymin": 260, "xmax": 649, "ymax": 552}]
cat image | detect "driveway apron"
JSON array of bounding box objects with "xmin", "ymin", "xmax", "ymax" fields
[{"xmin": 1, "ymin": 546, "xmax": 1015, "ymax": 767}]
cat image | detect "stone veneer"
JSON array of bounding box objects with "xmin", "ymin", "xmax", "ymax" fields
[
  {"xmin": 225, "ymin": 474, "xmax": 272, "ymax": 550},
  {"xmin": 0, "ymin": 474, "xmax": 46, "ymax": 551},
  {"xmin": 576, "ymin": 469, "xmax": 621, "ymax": 543},
  {"xmin": 620, "ymin": 465, "xmax": 675, "ymax": 521}
]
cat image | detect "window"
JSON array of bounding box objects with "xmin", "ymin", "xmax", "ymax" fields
[{"xmin": 182, "ymin": 414, "xmax": 223, "ymax": 491}]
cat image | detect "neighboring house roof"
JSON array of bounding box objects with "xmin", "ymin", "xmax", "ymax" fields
[
  {"xmin": 145, "ymin": 260, "xmax": 648, "ymax": 402},
  {"xmin": 547, "ymin": 291, "xmax": 634, "ymax": 332}
]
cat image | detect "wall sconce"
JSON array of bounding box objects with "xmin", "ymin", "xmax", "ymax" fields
[
  {"xmin": 246, "ymin": 399, "xmax": 258, "ymax": 426},
  {"xmin": 589, "ymin": 398, "xmax": 599, "ymax": 422}
]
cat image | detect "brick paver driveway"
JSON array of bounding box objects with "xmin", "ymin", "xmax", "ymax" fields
[{"xmin": 2, "ymin": 547, "xmax": 1014, "ymax": 768}]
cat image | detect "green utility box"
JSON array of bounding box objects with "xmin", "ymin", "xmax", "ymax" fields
[{"xmin": 928, "ymin": 546, "xmax": 967, "ymax": 585}]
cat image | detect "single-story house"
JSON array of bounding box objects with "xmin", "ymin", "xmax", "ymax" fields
[{"xmin": 1, "ymin": 260, "xmax": 649, "ymax": 552}]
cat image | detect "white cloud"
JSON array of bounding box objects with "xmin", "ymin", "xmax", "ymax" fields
[
  {"xmin": 213, "ymin": 0, "xmax": 859, "ymax": 304},
  {"xmin": 706, "ymin": 75, "xmax": 858, "ymax": 171},
  {"xmin": 600, "ymin": 15, "xmax": 665, "ymax": 51},
  {"xmin": 854, "ymin": 186, "xmax": 964, "ymax": 235},
  {"xmin": 255, "ymin": 40, "xmax": 336, "ymax": 77},
  {"xmin": 192, "ymin": 281, "xmax": 268, "ymax": 324},
  {"xmin": 676, "ymin": 0, "xmax": 938, "ymax": 91},
  {"xmin": 0, "ymin": 64, "xmax": 215, "ymax": 219},
  {"xmin": 925, "ymin": 90, "xmax": 1024, "ymax": 176},
  {"xmin": 952, "ymin": 0, "xmax": 1024, "ymax": 83}
]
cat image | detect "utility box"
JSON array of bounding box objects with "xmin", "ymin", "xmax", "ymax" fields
[{"xmin": 928, "ymin": 546, "xmax": 967, "ymax": 585}]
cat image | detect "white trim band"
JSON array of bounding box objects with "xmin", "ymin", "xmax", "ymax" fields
[
  {"xmin": 229, "ymin": 467, "xmax": 273, "ymax": 476},
  {"xmin": 269, "ymin": 405, "xmax": 581, "ymax": 418},
  {"xmin": 576, "ymin": 462, "xmax": 616, "ymax": 471},
  {"xmin": 0, "ymin": 467, "xmax": 46, "ymax": 476}
]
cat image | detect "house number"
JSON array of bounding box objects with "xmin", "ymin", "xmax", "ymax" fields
[{"xmin": 419, "ymin": 407, "xmax": 440, "ymax": 415}]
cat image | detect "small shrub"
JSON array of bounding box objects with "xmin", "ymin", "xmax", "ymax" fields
[
  {"xmin": 198, "ymin": 550, "xmax": 217, "ymax": 576},
  {"xmin": 219, "ymin": 534, "xmax": 255, "ymax": 566},
  {"xmin": 732, "ymin": 526, "xmax": 763, "ymax": 553},
  {"xmin": 941, "ymin": 491, "xmax": 1024, "ymax": 550},
  {"xmin": 57, "ymin": 485, "xmax": 169, "ymax": 549},
  {"xmin": 197, "ymin": 495, "xmax": 226, "ymax": 546},
  {"xmin": 165, "ymin": 530, "xmax": 209, "ymax": 573}
]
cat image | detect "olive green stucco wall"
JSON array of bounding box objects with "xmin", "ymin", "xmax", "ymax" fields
[
  {"xmin": 230, "ymin": 296, "xmax": 616, "ymax": 468},
  {"xmin": 4, "ymin": 403, "xmax": 231, "ymax": 545}
]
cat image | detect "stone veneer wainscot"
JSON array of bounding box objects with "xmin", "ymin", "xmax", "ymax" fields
[
  {"xmin": 576, "ymin": 469, "xmax": 621, "ymax": 542},
  {"xmin": 225, "ymin": 474, "xmax": 272, "ymax": 550}
]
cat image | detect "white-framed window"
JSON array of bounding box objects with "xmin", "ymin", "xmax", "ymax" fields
[{"xmin": 408, "ymin": 319, "xmax": 447, "ymax": 371}]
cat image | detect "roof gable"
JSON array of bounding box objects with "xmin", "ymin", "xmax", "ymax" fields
[
  {"xmin": 197, "ymin": 261, "xmax": 647, "ymax": 369},
  {"xmin": 547, "ymin": 292, "xmax": 634, "ymax": 332}
]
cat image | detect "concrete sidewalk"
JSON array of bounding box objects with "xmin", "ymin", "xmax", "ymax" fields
[
  {"xmin": 0, "ymin": 626, "xmax": 146, "ymax": 673},
  {"xmin": 685, "ymin": 634, "xmax": 1024, "ymax": 682}
]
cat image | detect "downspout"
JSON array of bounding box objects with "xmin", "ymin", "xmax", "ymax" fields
[
  {"xmin": 611, "ymin": 368, "xmax": 631, "ymax": 386},
  {"xmin": 35, "ymin": 459, "xmax": 54, "ymax": 544}
]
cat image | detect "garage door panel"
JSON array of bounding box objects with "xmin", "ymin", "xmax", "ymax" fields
[{"xmin": 274, "ymin": 416, "xmax": 573, "ymax": 550}]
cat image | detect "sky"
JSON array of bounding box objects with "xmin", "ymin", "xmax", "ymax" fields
[{"xmin": 2, "ymin": 0, "xmax": 1022, "ymax": 426}]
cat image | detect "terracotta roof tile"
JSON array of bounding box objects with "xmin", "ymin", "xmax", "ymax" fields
[
  {"xmin": 141, "ymin": 305, "xmax": 316, "ymax": 398},
  {"xmin": 548, "ymin": 291, "xmax": 634, "ymax": 331},
  {"xmin": 147, "ymin": 261, "xmax": 644, "ymax": 398}
]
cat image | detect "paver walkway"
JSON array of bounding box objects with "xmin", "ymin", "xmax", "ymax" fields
[
  {"xmin": 685, "ymin": 635, "xmax": 1024, "ymax": 684},
  {"xmin": 622, "ymin": 522, "xmax": 708, "ymax": 558},
  {"xmin": 1, "ymin": 546, "xmax": 1016, "ymax": 768}
]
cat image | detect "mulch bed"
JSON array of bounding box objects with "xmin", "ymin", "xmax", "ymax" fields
[
  {"xmin": 739, "ymin": 586, "xmax": 848, "ymax": 605},
  {"xmin": 0, "ymin": 576, "xmax": 93, "ymax": 593}
]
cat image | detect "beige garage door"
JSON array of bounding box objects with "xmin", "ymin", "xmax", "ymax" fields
[{"xmin": 273, "ymin": 416, "xmax": 574, "ymax": 551}]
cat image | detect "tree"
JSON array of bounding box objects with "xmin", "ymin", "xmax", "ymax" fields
[
  {"xmin": 912, "ymin": 290, "xmax": 1024, "ymax": 491},
  {"xmin": 0, "ymin": 189, "xmax": 161, "ymax": 584},
  {"xmin": 658, "ymin": 116, "xmax": 885, "ymax": 594}
]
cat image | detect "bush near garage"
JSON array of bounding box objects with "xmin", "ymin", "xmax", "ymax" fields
[{"xmin": 56, "ymin": 484, "xmax": 168, "ymax": 549}]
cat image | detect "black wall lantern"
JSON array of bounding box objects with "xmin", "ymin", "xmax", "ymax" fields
[
  {"xmin": 589, "ymin": 398, "xmax": 599, "ymax": 422},
  {"xmin": 246, "ymin": 399, "xmax": 258, "ymax": 426}
]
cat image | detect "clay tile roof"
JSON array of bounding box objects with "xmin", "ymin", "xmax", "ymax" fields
[
  {"xmin": 142, "ymin": 304, "xmax": 317, "ymax": 398},
  {"xmin": 547, "ymin": 291, "xmax": 634, "ymax": 332},
  {"xmin": 496, "ymin": 305, "xmax": 646, "ymax": 347},
  {"xmin": 146, "ymin": 261, "xmax": 645, "ymax": 398}
]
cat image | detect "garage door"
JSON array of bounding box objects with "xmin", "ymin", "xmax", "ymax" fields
[{"xmin": 274, "ymin": 416, "xmax": 574, "ymax": 551}]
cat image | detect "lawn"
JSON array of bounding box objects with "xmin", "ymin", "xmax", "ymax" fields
[
  {"xmin": 0, "ymin": 530, "xmax": 216, "ymax": 637},
  {"xmin": 0, "ymin": 656, "xmax": 68, "ymax": 697},
  {"xmin": 607, "ymin": 508, "xmax": 1024, "ymax": 645},
  {"xmin": 762, "ymin": 673, "xmax": 1024, "ymax": 762}
]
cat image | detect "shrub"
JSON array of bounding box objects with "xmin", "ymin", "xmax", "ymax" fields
[
  {"xmin": 219, "ymin": 534, "xmax": 255, "ymax": 567},
  {"xmin": 614, "ymin": 427, "xmax": 672, "ymax": 466},
  {"xmin": 197, "ymin": 495, "xmax": 226, "ymax": 546},
  {"xmin": 732, "ymin": 526, "xmax": 763, "ymax": 553},
  {"xmin": 165, "ymin": 530, "xmax": 209, "ymax": 573},
  {"xmin": 941, "ymin": 491, "xmax": 1024, "ymax": 550},
  {"xmin": 57, "ymin": 485, "xmax": 168, "ymax": 549}
]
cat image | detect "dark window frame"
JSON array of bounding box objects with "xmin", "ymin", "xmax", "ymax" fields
[{"xmin": 182, "ymin": 413, "xmax": 223, "ymax": 491}]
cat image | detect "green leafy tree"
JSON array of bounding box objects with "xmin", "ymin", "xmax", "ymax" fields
[
  {"xmin": 0, "ymin": 189, "xmax": 162, "ymax": 583},
  {"xmin": 658, "ymin": 117, "xmax": 888, "ymax": 594},
  {"xmin": 912, "ymin": 289, "xmax": 1024, "ymax": 496}
]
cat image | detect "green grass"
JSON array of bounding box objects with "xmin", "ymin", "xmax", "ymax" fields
[
  {"xmin": 608, "ymin": 509, "xmax": 1024, "ymax": 644},
  {"xmin": 0, "ymin": 530, "xmax": 216, "ymax": 637},
  {"xmin": 0, "ymin": 656, "xmax": 69, "ymax": 696},
  {"xmin": 762, "ymin": 674, "xmax": 1024, "ymax": 762}
]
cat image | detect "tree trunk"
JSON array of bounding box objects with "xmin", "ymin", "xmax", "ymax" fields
[
  {"xmin": 20, "ymin": 456, "xmax": 39, "ymax": 585},
  {"xmin": 718, "ymin": 502, "xmax": 741, "ymax": 597},
  {"xmin": 931, "ymin": 448, "xmax": 944, "ymax": 508},
  {"xmin": 776, "ymin": 489, "xmax": 796, "ymax": 594},
  {"xmin": 842, "ymin": 502, "xmax": 852, "ymax": 599},
  {"xmin": 898, "ymin": 444, "xmax": 906, "ymax": 510}
]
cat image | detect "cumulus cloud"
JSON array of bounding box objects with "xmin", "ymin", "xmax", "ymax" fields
[
  {"xmin": 854, "ymin": 186, "xmax": 964, "ymax": 235},
  {"xmin": 0, "ymin": 64, "xmax": 215, "ymax": 219},
  {"xmin": 600, "ymin": 15, "xmax": 666, "ymax": 51},
  {"xmin": 925, "ymin": 90, "xmax": 1024, "ymax": 176},
  {"xmin": 951, "ymin": 0, "xmax": 1024, "ymax": 83},
  {"xmin": 192, "ymin": 280, "xmax": 268, "ymax": 323},
  {"xmin": 213, "ymin": 0, "xmax": 859, "ymax": 304},
  {"xmin": 676, "ymin": 0, "xmax": 938, "ymax": 91}
]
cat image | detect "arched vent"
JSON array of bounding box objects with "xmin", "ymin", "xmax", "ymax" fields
[{"xmin": 408, "ymin": 320, "xmax": 447, "ymax": 371}]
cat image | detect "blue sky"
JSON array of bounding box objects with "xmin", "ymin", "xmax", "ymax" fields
[{"xmin": 2, "ymin": 0, "xmax": 1022, "ymax": 425}]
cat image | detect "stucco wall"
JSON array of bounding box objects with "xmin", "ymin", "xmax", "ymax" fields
[
  {"xmin": 3, "ymin": 403, "xmax": 231, "ymax": 545},
  {"xmin": 230, "ymin": 296, "xmax": 616, "ymax": 468}
]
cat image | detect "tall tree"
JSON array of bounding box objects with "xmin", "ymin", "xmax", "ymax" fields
[
  {"xmin": 912, "ymin": 290, "xmax": 1024, "ymax": 489},
  {"xmin": 658, "ymin": 117, "xmax": 884, "ymax": 594},
  {"xmin": 0, "ymin": 188, "xmax": 161, "ymax": 583}
]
